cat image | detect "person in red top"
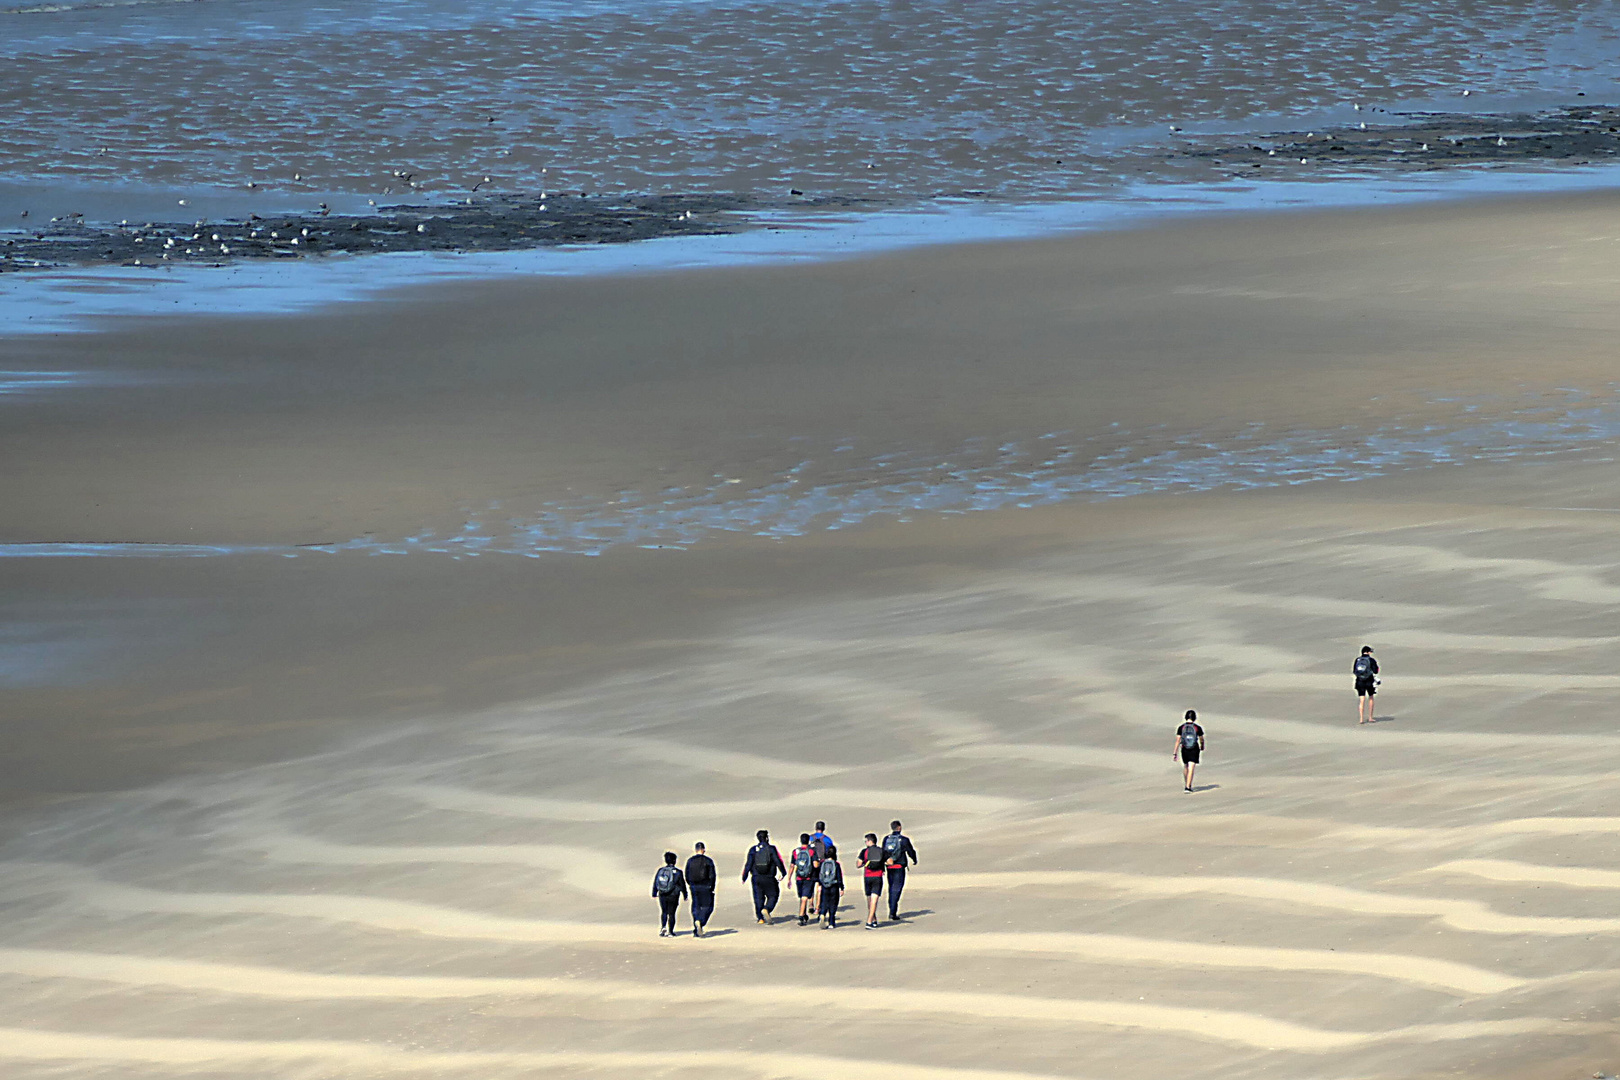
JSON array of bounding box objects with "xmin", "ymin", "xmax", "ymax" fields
[
  {"xmin": 788, "ymin": 833, "xmax": 819, "ymax": 926},
  {"xmin": 858, "ymin": 832, "xmax": 886, "ymax": 929}
]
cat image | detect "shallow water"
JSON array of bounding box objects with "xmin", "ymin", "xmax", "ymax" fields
[
  {"xmin": 2, "ymin": 0, "xmax": 1617, "ymax": 224},
  {"xmin": 4, "ymin": 390, "xmax": 1615, "ymax": 559}
]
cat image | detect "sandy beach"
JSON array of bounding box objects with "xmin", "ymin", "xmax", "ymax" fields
[{"xmin": 3, "ymin": 191, "xmax": 1620, "ymax": 1080}]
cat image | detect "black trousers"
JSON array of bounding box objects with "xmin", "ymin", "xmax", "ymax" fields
[
  {"xmin": 886, "ymin": 867, "xmax": 907, "ymax": 919},
  {"xmin": 820, "ymin": 888, "xmax": 840, "ymax": 925},
  {"xmin": 751, "ymin": 877, "xmax": 779, "ymax": 919},
  {"xmin": 691, "ymin": 887, "xmax": 715, "ymax": 928},
  {"xmin": 659, "ymin": 895, "xmax": 680, "ymax": 932}
]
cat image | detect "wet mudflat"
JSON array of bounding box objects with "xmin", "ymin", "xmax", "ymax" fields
[
  {"xmin": 0, "ymin": 193, "xmax": 775, "ymax": 273},
  {"xmin": 1177, "ymin": 105, "xmax": 1620, "ymax": 174},
  {"xmin": 4, "ymin": 106, "xmax": 1618, "ymax": 275}
]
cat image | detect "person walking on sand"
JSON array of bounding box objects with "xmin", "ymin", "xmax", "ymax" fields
[
  {"xmin": 808, "ymin": 821, "xmax": 834, "ymax": 915},
  {"xmin": 882, "ymin": 820, "xmax": 917, "ymax": 922},
  {"xmin": 789, "ymin": 833, "xmax": 819, "ymax": 926},
  {"xmin": 685, "ymin": 842, "xmax": 716, "ymax": 938},
  {"xmin": 1354, "ymin": 645, "xmax": 1380, "ymax": 724},
  {"xmin": 742, "ymin": 829, "xmax": 786, "ymax": 925},
  {"xmin": 816, "ymin": 845, "xmax": 844, "ymax": 929},
  {"xmin": 859, "ymin": 833, "xmax": 886, "ymax": 929},
  {"xmin": 1174, "ymin": 710, "xmax": 1204, "ymax": 793},
  {"xmin": 653, "ymin": 851, "xmax": 687, "ymax": 937}
]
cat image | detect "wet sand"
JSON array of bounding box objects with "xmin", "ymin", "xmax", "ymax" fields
[{"xmin": 5, "ymin": 192, "xmax": 1620, "ymax": 1079}]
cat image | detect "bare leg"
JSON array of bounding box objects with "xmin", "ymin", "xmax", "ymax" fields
[
  {"xmin": 867, "ymin": 891, "xmax": 880, "ymax": 925},
  {"xmin": 1183, "ymin": 760, "xmax": 1195, "ymax": 790}
]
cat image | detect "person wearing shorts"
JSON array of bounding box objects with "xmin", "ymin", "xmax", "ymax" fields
[
  {"xmin": 788, "ymin": 833, "xmax": 818, "ymax": 926},
  {"xmin": 859, "ymin": 833, "xmax": 885, "ymax": 929},
  {"xmin": 1354, "ymin": 646, "xmax": 1380, "ymax": 724},
  {"xmin": 1174, "ymin": 709, "xmax": 1204, "ymax": 793}
]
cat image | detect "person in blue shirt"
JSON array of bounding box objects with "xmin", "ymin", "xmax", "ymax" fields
[{"xmin": 809, "ymin": 820, "xmax": 834, "ymax": 914}]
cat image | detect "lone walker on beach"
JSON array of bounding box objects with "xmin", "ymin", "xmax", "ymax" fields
[
  {"xmin": 1174, "ymin": 710, "xmax": 1204, "ymax": 792},
  {"xmin": 1354, "ymin": 645, "xmax": 1380, "ymax": 724},
  {"xmin": 685, "ymin": 842, "xmax": 716, "ymax": 937},
  {"xmin": 882, "ymin": 820, "xmax": 917, "ymax": 922},
  {"xmin": 742, "ymin": 829, "xmax": 786, "ymax": 925},
  {"xmin": 653, "ymin": 851, "xmax": 687, "ymax": 937}
]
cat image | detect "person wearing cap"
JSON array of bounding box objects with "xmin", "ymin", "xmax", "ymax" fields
[
  {"xmin": 882, "ymin": 820, "xmax": 918, "ymax": 922},
  {"xmin": 741, "ymin": 829, "xmax": 786, "ymax": 925},
  {"xmin": 685, "ymin": 842, "xmax": 717, "ymax": 937}
]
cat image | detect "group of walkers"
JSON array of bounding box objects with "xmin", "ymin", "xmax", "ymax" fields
[
  {"xmin": 655, "ymin": 649, "xmax": 1382, "ymax": 935},
  {"xmin": 653, "ymin": 820, "xmax": 918, "ymax": 935},
  {"xmin": 1171, "ymin": 645, "xmax": 1384, "ymax": 793}
]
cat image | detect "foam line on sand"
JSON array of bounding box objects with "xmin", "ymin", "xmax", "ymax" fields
[
  {"xmin": 1241, "ymin": 672, "xmax": 1620, "ymax": 691},
  {"xmin": 0, "ymin": 919, "xmax": 1523, "ymax": 995},
  {"xmin": 1369, "ymin": 630, "xmax": 1620, "ymax": 653},
  {"xmin": 917, "ymin": 870, "xmax": 1620, "ymax": 935},
  {"xmin": 1317, "ymin": 544, "xmax": 1620, "ymax": 605},
  {"xmin": 0, "ymin": 1016, "xmax": 1594, "ymax": 1062},
  {"xmin": 991, "ymin": 573, "xmax": 1461, "ymax": 620},
  {"xmin": 392, "ymin": 783, "xmax": 1020, "ymax": 820},
  {"xmin": 15, "ymin": 867, "xmax": 1525, "ymax": 992},
  {"xmin": 1423, "ymin": 858, "xmax": 1620, "ymax": 889},
  {"xmin": 245, "ymin": 834, "xmax": 647, "ymax": 897},
  {"xmin": 0, "ymin": 1029, "xmax": 1078, "ymax": 1079},
  {"xmin": 945, "ymin": 742, "xmax": 1169, "ymax": 775},
  {"xmin": 1082, "ymin": 692, "xmax": 1591, "ymax": 748}
]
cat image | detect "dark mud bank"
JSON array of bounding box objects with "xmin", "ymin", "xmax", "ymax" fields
[
  {"xmin": 1176, "ymin": 105, "xmax": 1620, "ymax": 175},
  {"xmin": 0, "ymin": 193, "xmax": 786, "ymax": 273}
]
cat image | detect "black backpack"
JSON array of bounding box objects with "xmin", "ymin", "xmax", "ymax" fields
[
  {"xmin": 794, "ymin": 847, "xmax": 816, "ymax": 880},
  {"xmin": 1353, "ymin": 655, "xmax": 1373, "ymax": 678},
  {"xmin": 1180, "ymin": 723, "xmax": 1199, "ymax": 751},
  {"xmin": 654, "ymin": 866, "xmax": 679, "ymax": 895},
  {"xmin": 752, "ymin": 844, "xmax": 775, "ymax": 874},
  {"xmin": 818, "ymin": 858, "xmax": 839, "ymax": 889},
  {"xmin": 882, "ymin": 833, "xmax": 905, "ymax": 863}
]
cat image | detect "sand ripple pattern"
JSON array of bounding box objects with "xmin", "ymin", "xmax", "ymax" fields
[{"xmin": 2, "ymin": 522, "xmax": 1619, "ymax": 1077}]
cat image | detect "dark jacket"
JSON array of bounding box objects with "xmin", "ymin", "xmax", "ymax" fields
[
  {"xmin": 884, "ymin": 832, "xmax": 918, "ymax": 868},
  {"xmin": 685, "ymin": 853, "xmax": 717, "ymax": 890},
  {"xmin": 818, "ymin": 860, "xmax": 844, "ymax": 892},
  {"xmin": 741, "ymin": 842, "xmax": 786, "ymax": 881},
  {"xmin": 652, "ymin": 866, "xmax": 687, "ymax": 901}
]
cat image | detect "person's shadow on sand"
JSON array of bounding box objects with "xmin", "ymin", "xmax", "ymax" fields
[
  {"xmin": 1190, "ymin": 783, "xmax": 1220, "ymax": 793},
  {"xmin": 891, "ymin": 909, "xmax": 934, "ymax": 922},
  {"xmin": 695, "ymin": 928, "xmax": 740, "ymax": 938},
  {"xmin": 1366, "ymin": 715, "xmax": 1396, "ymax": 724}
]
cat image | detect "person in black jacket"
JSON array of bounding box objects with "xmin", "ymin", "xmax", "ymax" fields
[
  {"xmin": 816, "ymin": 845, "xmax": 844, "ymax": 929},
  {"xmin": 652, "ymin": 851, "xmax": 687, "ymax": 937},
  {"xmin": 1354, "ymin": 646, "xmax": 1381, "ymax": 724},
  {"xmin": 882, "ymin": 820, "xmax": 918, "ymax": 922},
  {"xmin": 741, "ymin": 828, "xmax": 786, "ymax": 925},
  {"xmin": 685, "ymin": 842, "xmax": 717, "ymax": 937}
]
